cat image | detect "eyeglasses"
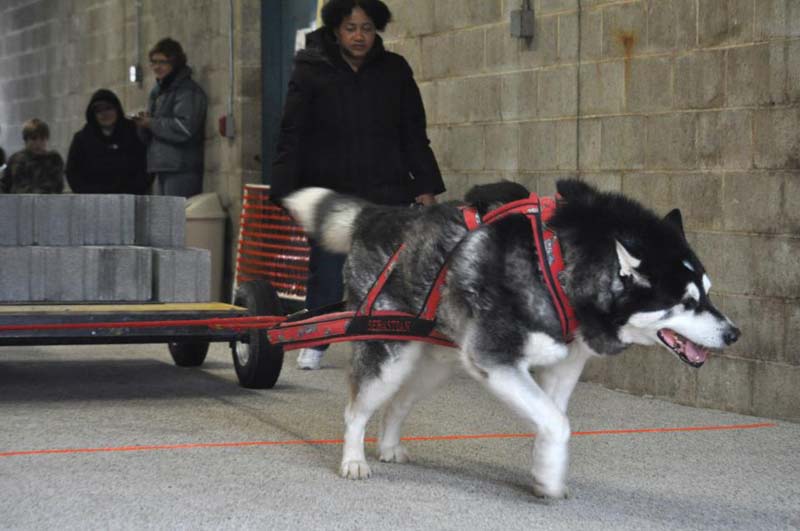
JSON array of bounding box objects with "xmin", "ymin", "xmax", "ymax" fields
[{"xmin": 149, "ymin": 59, "xmax": 171, "ymax": 66}]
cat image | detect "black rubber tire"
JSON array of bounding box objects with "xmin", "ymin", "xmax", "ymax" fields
[
  {"xmin": 231, "ymin": 280, "xmax": 285, "ymax": 389},
  {"xmin": 168, "ymin": 342, "xmax": 210, "ymax": 367}
]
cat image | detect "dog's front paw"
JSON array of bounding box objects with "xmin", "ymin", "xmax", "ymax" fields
[
  {"xmin": 379, "ymin": 444, "xmax": 411, "ymax": 464},
  {"xmin": 340, "ymin": 460, "xmax": 372, "ymax": 480},
  {"xmin": 532, "ymin": 479, "xmax": 570, "ymax": 500}
]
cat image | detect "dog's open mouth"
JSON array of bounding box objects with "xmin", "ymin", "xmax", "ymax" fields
[{"xmin": 657, "ymin": 329, "xmax": 709, "ymax": 368}]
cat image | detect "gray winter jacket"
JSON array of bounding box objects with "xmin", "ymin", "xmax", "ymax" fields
[{"xmin": 142, "ymin": 66, "xmax": 207, "ymax": 174}]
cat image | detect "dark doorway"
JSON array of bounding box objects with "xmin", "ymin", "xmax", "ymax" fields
[{"xmin": 261, "ymin": 0, "xmax": 319, "ymax": 185}]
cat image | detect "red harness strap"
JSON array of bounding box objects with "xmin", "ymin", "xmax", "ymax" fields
[
  {"xmin": 427, "ymin": 195, "xmax": 578, "ymax": 342},
  {"xmin": 349, "ymin": 195, "xmax": 578, "ymax": 344}
]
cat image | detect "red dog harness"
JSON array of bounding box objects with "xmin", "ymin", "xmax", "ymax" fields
[
  {"xmin": 478, "ymin": 193, "xmax": 578, "ymax": 342},
  {"xmin": 344, "ymin": 193, "xmax": 578, "ymax": 345}
]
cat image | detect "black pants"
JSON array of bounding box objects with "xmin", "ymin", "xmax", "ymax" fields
[{"xmin": 305, "ymin": 240, "xmax": 346, "ymax": 351}]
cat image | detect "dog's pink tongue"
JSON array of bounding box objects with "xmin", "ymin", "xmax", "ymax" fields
[{"xmin": 684, "ymin": 339, "xmax": 709, "ymax": 364}]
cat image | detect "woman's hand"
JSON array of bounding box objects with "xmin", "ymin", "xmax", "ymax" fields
[{"xmin": 415, "ymin": 193, "xmax": 436, "ymax": 206}]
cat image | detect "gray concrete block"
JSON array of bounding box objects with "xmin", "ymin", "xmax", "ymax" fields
[
  {"xmin": 0, "ymin": 195, "xmax": 35, "ymax": 246},
  {"xmin": 755, "ymin": 0, "xmax": 800, "ymax": 40},
  {"xmin": 558, "ymin": 12, "xmax": 579, "ymax": 63},
  {"xmin": 600, "ymin": 346, "xmax": 698, "ymax": 406},
  {"xmin": 623, "ymin": 173, "xmax": 723, "ymax": 231},
  {"xmin": 77, "ymin": 195, "xmax": 137, "ymax": 245},
  {"xmin": 433, "ymin": 0, "xmax": 501, "ymax": 32},
  {"xmin": 753, "ymin": 107, "xmax": 800, "ymax": 169},
  {"xmin": 500, "ymin": 71, "xmax": 538, "ymax": 121},
  {"xmin": 727, "ymin": 44, "xmax": 770, "ymax": 107},
  {"xmin": 485, "ymin": 23, "xmax": 520, "ymax": 72},
  {"xmin": 578, "ymin": 7, "xmax": 603, "ymax": 61},
  {"xmin": 467, "ymin": 76, "xmax": 502, "ymax": 122},
  {"xmin": 698, "ymin": 0, "xmax": 753, "ymax": 47},
  {"xmin": 152, "ymin": 247, "xmax": 211, "ymax": 302},
  {"xmin": 579, "ymin": 61, "xmax": 625, "ymax": 115},
  {"xmin": 88, "ymin": 246, "xmax": 152, "ymax": 302},
  {"xmin": 383, "ymin": 0, "xmax": 435, "ymax": 39},
  {"xmin": 645, "ymin": 0, "xmax": 697, "ymax": 52},
  {"xmin": 696, "ymin": 111, "xmax": 753, "ymax": 170},
  {"xmin": 135, "ymin": 196, "xmax": 186, "ymax": 247},
  {"xmin": 627, "ymin": 57, "xmax": 673, "ymax": 112},
  {"xmin": 519, "ymin": 120, "xmax": 577, "ymax": 171},
  {"xmin": 600, "ymin": 115, "xmax": 645, "ymax": 170},
  {"xmin": 690, "ymin": 232, "xmax": 800, "ymax": 299},
  {"xmin": 718, "ymin": 294, "xmax": 785, "ymax": 363},
  {"xmin": 26, "ymin": 246, "xmax": 152, "ymax": 302},
  {"xmin": 521, "ymin": 122, "xmax": 557, "ymax": 171},
  {"xmin": 31, "ymin": 195, "xmax": 136, "ymax": 246},
  {"xmin": 769, "ymin": 39, "xmax": 800, "ymax": 105},
  {"xmin": 32, "ymin": 195, "xmax": 80, "ymax": 246},
  {"xmin": 722, "ymin": 172, "xmax": 782, "ymax": 233},
  {"xmin": 602, "ymin": 2, "xmax": 646, "ymax": 59},
  {"xmin": 538, "ymin": 66, "xmax": 577, "ymax": 118},
  {"xmin": 450, "ymin": 28, "xmax": 486, "ymax": 76},
  {"xmin": 645, "ymin": 113, "xmax": 697, "ymax": 170},
  {"xmin": 0, "ymin": 247, "xmax": 33, "ymax": 301},
  {"xmin": 484, "ymin": 123, "xmax": 519, "ymax": 171},
  {"xmin": 696, "ymin": 354, "xmax": 753, "ymax": 414},
  {"xmin": 752, "ymin": 360, "xmax": 800, "ymax": 421},
  {"xmin": 436, "ymin": 78, "xmax": 470, "ymax": 124},
  {"xmin": 448, "ymin": 125, "xmax": 484, "ymax": 171},
  {"xmin": 675, "ymin": 50, "xmax": 725, "ymax": 109},
  {"xmin": 420, "ymin": 33, "xmax": 451, "ymax": 79}
]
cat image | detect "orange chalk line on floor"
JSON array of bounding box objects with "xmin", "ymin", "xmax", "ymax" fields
[{"xmin": 0, "ymin": 422, "xmax": 777, "ymax": 459}]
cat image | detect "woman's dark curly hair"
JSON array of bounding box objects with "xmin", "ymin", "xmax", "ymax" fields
[
  {"xmin": 148, "ymin": 37, "xmax": 187, "ymax": 70},
  {"xmin": 321, "ymin": 0, "xmax": 392, "ymax": 31}
]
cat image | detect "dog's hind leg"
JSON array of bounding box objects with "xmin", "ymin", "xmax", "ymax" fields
[
  {"xmin": 341, "ymin": 342, "xmax": 422, "ymax": 480},
  {"xmin": 534, "ymin": 340, "xmax": 594, "ymax": 413},
  {"xmin": 479, "ymin": 364, "xmax": 571, "ymax": 499},
  {"xmin": 378, "ymin": 347, "xmax": 454, "ymax": 464}
]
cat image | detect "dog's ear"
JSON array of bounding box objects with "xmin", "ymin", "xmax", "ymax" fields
[
  {"xmin": 664, "ymin": 209, "xmax": 685, "ymax": 238},
  {"xmin": 464, "ymin": 180, "xmax": 529, "ymax": 215},
  {"xmin": 556, "ymin": 179, "xmax": 597, "ymax": 202},
  {"xmin": 615, "ymin": 240, "xmax": 651, "ymax": 288}
]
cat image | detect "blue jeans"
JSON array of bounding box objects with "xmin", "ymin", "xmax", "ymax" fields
[{"xmin": 305, "ymin": 240, "xmax": 346, "ymax": 351}]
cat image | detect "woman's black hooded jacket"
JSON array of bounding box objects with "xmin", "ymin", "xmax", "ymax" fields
[
  {"xmin": 66, "ymin": 89, "xmax": 149, "ymax": 194},
  {"xmin": 270, "ymin": 28, "xmax": 444, "ymax": 205}
]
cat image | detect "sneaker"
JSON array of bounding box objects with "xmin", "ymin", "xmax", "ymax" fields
[{"xmin": 296, "ymin": 348, "xmax": 324, "ymax": 370}]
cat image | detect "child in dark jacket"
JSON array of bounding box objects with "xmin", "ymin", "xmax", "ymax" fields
[{"xmin": 66, "ymin": 89, "xmax": 149, "ymax": 194}]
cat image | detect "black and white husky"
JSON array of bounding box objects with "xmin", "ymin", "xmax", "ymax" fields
[{"xmin": 283, "ymin": 180, "xmax": 740, "ymax": 499}]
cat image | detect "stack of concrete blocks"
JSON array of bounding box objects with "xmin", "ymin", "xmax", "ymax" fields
[{"xmin": 0, "ymin": 195, "xmax": 210, "ymax": 303}]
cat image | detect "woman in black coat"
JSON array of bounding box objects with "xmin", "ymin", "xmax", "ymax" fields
[
  {"xmin": 66, "ymin": 89, "xmax": 149, "ymax": 194},
  {"xmin": 271, "ymin": 0, "xmax": 445, "ymax": 369}
]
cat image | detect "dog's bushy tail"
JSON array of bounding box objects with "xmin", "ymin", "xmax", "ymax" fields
[{"xmin": 282, "ymin": 187, "xmax": 368, "ymax": 254}]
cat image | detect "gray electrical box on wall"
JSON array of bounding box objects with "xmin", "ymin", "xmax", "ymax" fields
[{"xmin": 510, "ymin": 8, "xmax": 535, "ymax": 39}]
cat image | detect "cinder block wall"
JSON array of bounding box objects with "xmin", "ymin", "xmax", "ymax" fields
[
  {"xmin": 383, "ymin": 0, "xmax": 799, "ymax": 421},
  {"xmin": 0, "ymin": 0, "xmax": 263, "ymax": 294},
  {"xmin": 2, "ymin": 0, "xmax": 797, "ymax": 420}
]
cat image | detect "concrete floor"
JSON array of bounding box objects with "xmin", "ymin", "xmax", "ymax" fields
[{"xmin": 1, "ymin": 342, "xmax": 798, "ymax": 530}]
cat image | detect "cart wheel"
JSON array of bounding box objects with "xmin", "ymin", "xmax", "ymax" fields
[
  {"xmin": 168, "ymin": 342, "xmax": 209, "ymax": 367},
  {"xmin": 232, "ymin": 280, "xmax": 285, "ymax": 389}
]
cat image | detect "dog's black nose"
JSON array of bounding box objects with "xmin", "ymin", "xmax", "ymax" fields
[{"xmin": 724, "ymin": 326, "xmax": 741, "ymax": 345}]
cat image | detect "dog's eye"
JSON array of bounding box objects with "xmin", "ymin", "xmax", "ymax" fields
[{"xmin": 683, "ymin": 299, "xmax": 698, "ymax": 310}]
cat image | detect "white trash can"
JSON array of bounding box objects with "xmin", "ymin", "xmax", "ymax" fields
[{"xmin": 185, "ymin": 192, "xmax": 227, "ymax": 301}]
